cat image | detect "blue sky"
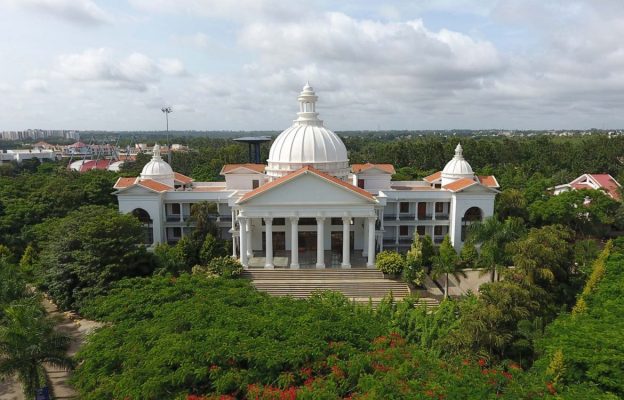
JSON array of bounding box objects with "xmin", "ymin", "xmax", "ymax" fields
[{"xmin": 1, "ymin": 0, "xmax": 623, "ymax": 131}]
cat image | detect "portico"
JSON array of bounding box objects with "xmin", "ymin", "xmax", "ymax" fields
[{"xmin": 232, "ymin": 166, "xmax": 380, "ymax": 270}]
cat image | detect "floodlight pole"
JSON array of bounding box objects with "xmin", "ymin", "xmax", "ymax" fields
[{"xmin": 161, "ymin": 106, "xmax": 173, "ymax": 164}]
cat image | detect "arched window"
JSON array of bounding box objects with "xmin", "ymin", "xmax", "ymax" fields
[
  {"xmin": 132, "ymin": 208, "xmax": 154, "ymax": 245},
  {"xmin": 461, "ymin": 207, "xmax": 483, "ymax": 241}
]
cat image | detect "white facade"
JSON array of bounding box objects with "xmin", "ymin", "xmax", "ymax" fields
[{"xmin": 114, "ymin": 84, "xmax": 499, "ymax": 269}]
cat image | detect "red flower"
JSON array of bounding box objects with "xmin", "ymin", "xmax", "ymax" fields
[
  {"xmin": 546, "ymin": 382, "xmax": 557, "ymax": 395},
  {"xmin": 502, "ymin": 371, "xmax": 513, "ymax": 380},
  {"xmin": 331, "ymin": 365, "xmax": 345, "ymax": 379},
  {"xmin": 478, "ymin": 358, "xmax": 487, "ymax": 367},
  {"xmin": 461, "ymin": 359, "xmax": 470, "ymax": 366},
  {"xmin": 299, "ymin": 367, "xmax": 312, "ymax": 378},
  {"xmin": 509, "ymin": 363, "xmax": 522, "ymax": 371}
]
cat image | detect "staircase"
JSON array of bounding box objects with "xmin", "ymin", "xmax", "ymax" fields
[{"xmin": 241, "ymin": 269, "xmax": 439, "ymax": 307}]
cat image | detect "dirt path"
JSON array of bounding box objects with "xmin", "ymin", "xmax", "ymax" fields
[{"xmin": 42, "ymin": 297, "xmax": 102, "ymax": 399}]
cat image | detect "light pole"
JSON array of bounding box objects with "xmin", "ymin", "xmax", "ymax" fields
[{"xmin": 161, "ymin": 106, "xmax": 173, "ymax": 164}]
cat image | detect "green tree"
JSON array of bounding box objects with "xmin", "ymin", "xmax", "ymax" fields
[
  {"xmin": 199, "ymin": 233, "xmax": 224, "ymax": 265},
  {"xmin": 467, "ymin": 217, "xmax": 525, "ymax": 281},
  {"xmin": 508, "ymin": 225, "xmax": 574, "ymax": 287},
  {"xmin": 375, "ymin": 251, "xmax": 406, "ymax": 276},
  {"xmin": 421, "ymin": 234, "xmax": 435, "ymax": 268},
  {"xmin": 193, "ymin": 256, "xmax": 243, "ymax": 278},
  {"xmin": 18, "ymin": 243, "xmax": 37, "ymax": 280},
  {"xmin": 460, "ymin": 241, "xmax": 478, "ymax": 269},
  {"xmin": 0, "ymin": 301, "xmax": 73, "ymax": 398},
  {"xmin": 495, "ymin": 188, "xmax": 528, "ymax": 221},
  {"xmin": 153, "ymin": 242, "xmax": 186, "ymax": 275},
  {"xmin": 189, "ymin": 201, "xmax": 218, "ymax": 240},
  {"xmin": 37, "ymin": 205, "xmax": 154, "ymax": 310},
  {"xmin": 432, "ymin": 235, "xmax": 459, "ymax": 298},
  {"xmin": 404, "ymin": 232, "xmax": 425, "ymax": 285}
]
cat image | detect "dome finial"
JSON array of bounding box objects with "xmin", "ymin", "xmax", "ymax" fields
[
  {"xmin": 152, "ymin": 143, "xmax": 162, "ymax": 160},
  {"xmin": 296, "ymin": 82, "xmax": 322, "ymax": 126},
  {"xmin": 454, "ymin": 143, "xmax": 463, "ymax": 158}
]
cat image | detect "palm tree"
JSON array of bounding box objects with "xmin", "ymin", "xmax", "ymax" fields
[
  {"xmin": 466, "ymin": 216, "xmax": 525, "ymax": 281},
  {"xmin": 189, "ymin": 201, "xmax": 219, "ymax": 239},
  {"xmin": 0, "ymin": 300, "xmax": 74, "ymax": 398}
]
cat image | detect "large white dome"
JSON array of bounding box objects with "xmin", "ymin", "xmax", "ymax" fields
[
  {"xmin": 441, "ymin": 143, "xmax": 475, "ymax": 186},
  {"xmin": 266, "ymin": 83, "xmax": 349, "ymax": 180},
  {"xmin": 140, "ymin": 144, "xmax": 175, "ymax": 187}
]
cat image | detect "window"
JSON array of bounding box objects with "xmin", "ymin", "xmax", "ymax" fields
[
  {"xmin": 399, "ymin": 202, "xmax": 410, "ymax": 213},
  {"xmin": 399, "ymin": 226, "xmax": 409, "ymax": 236},
  {"xmin": 171, "ymin": 203, "xmax": 181, "ymax": 214},
  {"xmin": 434, "ymin": 226, "xmax": 444, "ymax": 236},
  {"xmin": 273, "ymin": 218, "xmax": 285, "ymax": 226},
  {"xmin": 252, "ymin": 179, "xmax": 259, "ymax": 189},
  {"xmin": 331, "ymin": 217, "xmax": 342, "ymax": 225},
  {"xmin": 357, "ymin": 179, "xmax": 365, "ymax": 189},
  {"xmin": 416, "ymin": 226, "xmax": 426, "ymax": 235},
  {"xmin": 435, "ymin": 202, "xmax": 444, "ymax": 212},
  {"xmin": 173, "ymin": 227, "xmax": 181, "ymax": 237},
  {"xmin": 298, "ymin": 218, "xmax": 316, "ymax": 225}
]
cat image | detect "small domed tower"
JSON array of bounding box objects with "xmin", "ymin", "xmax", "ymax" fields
[
  {"xmin": 441, "ymin": 143, "xmax": 475, "ymax": 186},
  {"xmin": 140, "ymin": 144, "xmax": 175, "ymax": 188}
]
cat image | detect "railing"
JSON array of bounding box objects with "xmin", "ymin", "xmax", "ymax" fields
[
  {"xmin": 435, "ymin": 214, "xmax": 449, "ymax": 220},
  {"xmin": 166, "ymin": 214, "xmax": 181, "ymax": 222},
  {"xmin": 433, "ymin": 236, "xmax": 444, "ymax": 244}
]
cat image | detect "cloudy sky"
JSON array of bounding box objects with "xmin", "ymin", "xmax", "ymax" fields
[{"xmin": 1, "ymin": 0, "xmax": 623, "ymax": 131}]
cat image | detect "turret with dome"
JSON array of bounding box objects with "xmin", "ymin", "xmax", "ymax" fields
[
  {"xmin": 441, "ymin": 143, "xmax": 474, "ymax": 186},
  {"xmin": 140, "ymin": 144, "xmax": 175, "ymax": 187},
  {"xmin": 265, "ymin": 83, "xmax": 350, "ymax": 181}
]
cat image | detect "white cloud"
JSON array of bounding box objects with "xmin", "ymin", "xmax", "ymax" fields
[
  {"xmin": 55, "ymin": 48, "xmax": 186, "ymax": 91},
  {"xmin": 22, "ymin": 79, "xmax": 48, "ymax": 93},
  {"xmin": 6, "ymin": 0, "xmax": 112, "ymax": 25}
]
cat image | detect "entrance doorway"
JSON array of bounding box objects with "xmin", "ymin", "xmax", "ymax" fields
[
  {"xmin": 330, "ymin": 231, "xmax": 354, "ymax": 252},
  {"xmin": 262, "ymin": 232, "xmax": 286, "ymax": 251},
  {"xmin": 418, "ymin": 202, "xmax": 427, "ymax": 219},
  {"xmin": 298, "ymin": 231, "xmax": 317, "ymax": 252}
]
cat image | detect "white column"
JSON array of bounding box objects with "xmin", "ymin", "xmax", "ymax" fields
[
  {"xmin": 395, "ymin": 202, "xmax": 400, "ymax": 220},
  {"xmin": 264, "ymin": 218, "xmax": 274, "ymax": 269},
  {"xmin": 341, "ymin": 216, "xmax": 351, "ymax": 268},
  {"xmin": 432, "ymin": 202, "xmax": 436, "ymax": 220},
  {"xmin": 179, "ymin": 203, "xmax": 184, "ymax": 222},
  {"xmin": 395, "ymin": 225, "xmax": 399, "ymax": 245},
  {"xmin": 232, "ymin": 234, "xmax": 237, "ymax": 257},
  {"xmin": 239, "ymin": 217, "xmax": 248, "ymax": 268},
  {"xmin": 367, "ymin": 216, "xmax": 376, "ymax": 268},
  {"xmin": 316, "ymin": 217, "xmax": 325, "ymax": 269},
  {"xmin": 362, "ymin": 218, "xmax": 368, "ymax": 257},
  {"xmin": 414, "ymin": 202, "xmax": 418, "ymax": 221},
  {"xmin": 290, "ymin": 217, "xmax": 299, "ymax": 269},
  {"xmin": 380, "ymin": 208, "xmax": 385, "ymax": 230},
  {"xmin": 246, "ymin": 218, "xmax": 253, "ymax": 258}
]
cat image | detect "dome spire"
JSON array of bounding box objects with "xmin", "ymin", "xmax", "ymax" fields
[
  {"xmin": 454, "ymin": 143, "xmax": 464, "ymax": 159},
  {"xmin": 152, "ymin": 143, "xmax": 162, "ymax": 160},
  {"xmin": 295, "ymin": 82, "xmax": 323, "ymax": 126}
]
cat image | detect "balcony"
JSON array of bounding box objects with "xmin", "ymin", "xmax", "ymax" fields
[
  {"xmin": 166, "ymin": 214, "xmax": 181, "ymax": 222},
  {"xmin": 435, "ymin": 214, "xmax": 449, "ymax": 220}
]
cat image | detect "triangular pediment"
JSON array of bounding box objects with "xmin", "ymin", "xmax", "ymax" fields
[
  {"xmin": 238, "ymin": 170, "xmax": 377, "ymax": 206},
  {"xmin": 115, "ymin": 184, "xmax": 163, "ymax": 195}
]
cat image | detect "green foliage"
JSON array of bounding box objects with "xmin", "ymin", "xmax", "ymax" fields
[
  {"xmin": 18, "ymin": 243, "xmax": 38, "ymax": 281},
  {"xmin": 199, "ymin": 233, "xmax": 225, "ymax": 265},
  {"xmin": 532, "ymin": 247, "xmax": 624, "ymax": 397},
  {"xmin": 153, "ymin": 242, "xmax": 187, "ymax": 275},
  {"xmin": 403, "ymin": 233, "xmax": 425, "ymax": 285},
  {"xmin": 496, "ymin": 188, "xmax": 528, "ymax": 221},
  {"xmin": 421, "ymin": 234, "xmax": 435, "ymax": 267},
  {"xmin": 529, "ymin": 189, "xmax": 619, "ymax": 236},
  {"xmin": 72, "ymin": 275, "xmax": 389, "ymax": 399},
  {"xmin": 375, "ymin": 250, "xmax": 406, "ymax": 275},
  {"xmin": 432, "ymin": 235, "xmax": 459, "ymax": 298},
  {"xmin": 36, "ymin": 205, "xmax": 154, "ymax": 310},
  {"xmin": 194, "ymin": 256, "xmax": 243, "ymax": 278},
  {"xmin": 460, "ymin": 240, "xmax": 479, "ymax": 268}
]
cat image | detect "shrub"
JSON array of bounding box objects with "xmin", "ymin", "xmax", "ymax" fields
[
  {"xmin": 203, "ymin": 256, "xmax": 243, "ymax": 278},
  {"xmin": 375, "ymin": 251, "xmax": 406, "ymax": 275}
]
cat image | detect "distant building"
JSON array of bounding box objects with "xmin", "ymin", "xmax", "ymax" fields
[
  {"xmin": 114, "ymin": 84, "xmax": 499, "ymax": 269},
  {"xmin": 552, "ymin": 174, "xmax": 621, "ymax": 200},
  {"xmin": 0, "ymin": 149, "xmax": 57, "ymax": 163}
]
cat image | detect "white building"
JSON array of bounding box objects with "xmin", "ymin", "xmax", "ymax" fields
[
  {"xmin": 0, "ymin": 149, "xmax": 57, "ymax": 163},
  {"xmin": 114, "ymin": 84, "xmax": 499, "ymax": 269}
]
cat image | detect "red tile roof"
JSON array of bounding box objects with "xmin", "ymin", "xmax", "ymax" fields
[
  {"xmin": 351, "ymin": 163, "xmax": 396, "ymax": 174},
  {"xmin": 477, "ymin": 175, "xmax": 500, "ymax": 188},
  {"xmin": 220, "ymin": 164, "xmax": 266, "ymax": 174},
  {"xmin": 113, "ymin": 177, "xmax": 137, "ymax": 189},
  {"xmin": 442, "ymin": 178, "xmax": 479, "ymax": 192},
  {"xmin": 423, "ymin": 171, "xmax": 442, "ymax": 183},
  {"xmin": 79, "ymin": 159, "xmax": 113, "ymax": 172},
  {"xmin": 137, "ymin": 179, "xmax": 172, "ymax": 192},
  {"xmin": 174, "ymin": 172, "xmax": 193, "ymax": 184},
  {"xmin": 238, "ymin": 166, "xmax": 376, "ymax": 203},
  {"xmin": 589, "ymin": 174, "xmax": 621, "ymax": 200}
]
